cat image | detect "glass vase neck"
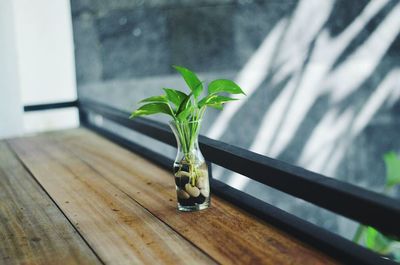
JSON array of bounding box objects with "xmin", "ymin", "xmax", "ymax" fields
[{"xmin": 169, "ymin": 119, "xmax": 203, "ymax": 161}]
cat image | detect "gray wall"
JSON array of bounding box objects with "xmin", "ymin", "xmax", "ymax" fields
[{"xmin": 70, "ymin": 0, "xmax": 400, "ymax": 238}]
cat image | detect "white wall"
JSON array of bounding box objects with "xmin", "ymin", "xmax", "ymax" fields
[
  {"xmin": 0, "ymin": 1, "xmax": 24, "ymax": 139},
  {"xmin": 13, "ymin": 0, "xmax": 77, "ymax": 105},
  {"xmin": 0, "ymin": 0, "xmax": 78, "ymax": 139}
]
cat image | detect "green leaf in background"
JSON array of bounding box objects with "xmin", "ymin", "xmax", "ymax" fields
[
  {"xmin": 383, "ymin": 152, "xmax": 400, "ymax": 188},
  {"xmin": 208, "ymin": 79, "xmax": 245, "ymax": 95},
  {"xmin": 365, "ymin": 227, "xmax": 392, "ymax": 253},
  {"xmin": 129, "ymin": 102, "xmax": 173, "ymax": 119},
  {"xmin": 139, "ymin": 95, "xmax": 168, "ymax": 104},
  {"xmin": 352, "ymin": 151, "xmax": 400, "ymax": 261},
  {"xmin": 198, "ymin": 95, "xmax": 238, "ymax": 108},
  {"xmin": 163, "ymin": 88, "xmax": 187, "ymax": 108},
  {"xmin": 366, "ymin": 226, "xmax": 378, "ymax": 249},
  {"xmin": 172, "ymin": 65, "xmax": 203, "ymax": 98}
]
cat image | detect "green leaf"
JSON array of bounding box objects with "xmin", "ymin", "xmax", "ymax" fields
[
  {"xmin": 198, "ymin": 95, "xmax": 238, "ymax": 108},
  {"xmin": 129, "ymin": 102, "xmax": 173, "ymax": 119},
  {"xmin": 177, "ymin": 105, "xmax": 193, "ymax": 121},
  {"xmin": 366, "ymin": 227, "xmax": 378, "ymax": 248},
  {"xmin": 209, "ymin": 104, "xmax": 223, "ymax": 110},
  {"xmin": 383, "ymin": 152, "xmax": 400, "ymax": 188},
  {"xmin": 163, "ymin": 88, "xmax": 187, "ymax": 108},
  {"xmin": 172, "ymin": 65, "xmax": 203, "ymax": 98},
  {"xmin": 208, "ymin": 79, "xmax": 245, "ymax": 95},
  {"xmin": 176, "ymin": 93, "xmax": 192, "ymax": 115},
  {"xmin": 365, "ymin": 227, "xmax": 392, "ymax": 252},
  {"xmin": 139, "ymin": 95, "xmax": 168, "ymax": 104}
]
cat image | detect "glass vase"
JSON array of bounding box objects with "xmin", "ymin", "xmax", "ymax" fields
[{"xmin": 169, "ymin": 120, "xmax": 210, "ymax": 211}]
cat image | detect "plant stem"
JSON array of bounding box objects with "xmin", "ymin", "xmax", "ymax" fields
[{"xmin": 174, "ymin": 103, "xmax": 207, "ymax": 187}]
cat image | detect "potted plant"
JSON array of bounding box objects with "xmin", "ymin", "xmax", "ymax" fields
[
  {"xmin": 352, "ymin": 152, "xmax": 400, "ymax": 261},
  {"xmin": 130, "ymin": 65, "xmax": 245, "ymax": 211}
]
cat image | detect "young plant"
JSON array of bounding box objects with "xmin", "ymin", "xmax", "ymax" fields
[
  {"xmin": 353, "ymin": 152, "xmax": 400, "ymax": 261},
  {"xmin": 130, "ymin": 66, "xmax": 245, "ymax": 210},
  {"xmin": 129, "ymin": 65, "xmax": 245, "ymax": 157}
]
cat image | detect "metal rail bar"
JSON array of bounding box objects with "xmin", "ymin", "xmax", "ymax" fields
[
  {"xmin": 79, "ymin": 99, "xmax": 400, "ymax": 238},
  {"xmin": 85, "ymin": 122, "xmax": 396, "ymax": 265},
  {"xmin": 23, "ymin": 100, "xmax": 78, "ymax": 112}
]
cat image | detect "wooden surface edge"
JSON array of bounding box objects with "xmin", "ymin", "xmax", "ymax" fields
[
  {"xmin": 56, "ymin": 128, "xmax": 338, "ymax": 265},
  {"xmin": 0, "ymin": 141, "xmax": 102, "ymax": 265},
  {"xmin": 7, "ymin": 134, "xmax": 217, "ymax": 265}
]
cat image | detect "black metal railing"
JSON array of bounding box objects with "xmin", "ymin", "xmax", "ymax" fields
[
  {"xmin": 24, "ymin": 99, "xmax": 399, "ymax": 265},
  {"xmin": 23, "ymin": 100, "xmax": 78, "ymax": 112}
]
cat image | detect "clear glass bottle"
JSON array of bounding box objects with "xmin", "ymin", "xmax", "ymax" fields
[{"xmin": 169, "ymin": 120, "xmax": 210, "ymax": 211}]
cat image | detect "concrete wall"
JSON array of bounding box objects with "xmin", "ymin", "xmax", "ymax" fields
[{"xmin": 70, "ymin": 0, "xmax": 400, "ymax": 237}]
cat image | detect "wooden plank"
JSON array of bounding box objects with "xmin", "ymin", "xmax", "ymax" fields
[
  {"xmin": 0, "ymin": 141, "xmax": 101, "ymax": 265},
  {"xmin": 48, "ymin": 128, "xmax": 337, "ymax": 265},
  {"xmin": 8, "ymin": 135, "xmax": 216, "ymax": 265}
]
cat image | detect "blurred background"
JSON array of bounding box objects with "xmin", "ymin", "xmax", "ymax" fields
[{"xmin": 1, "ymin": 0, "xmax": 400, "ymax": 255}]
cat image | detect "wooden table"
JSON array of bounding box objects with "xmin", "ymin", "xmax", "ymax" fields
[{"xmin": 0, "ymin": 128, "xmax": 337, "ymax": 264}]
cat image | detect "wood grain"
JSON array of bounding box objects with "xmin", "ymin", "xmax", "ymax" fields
[
  {"xmin": 49, "ymin": 128, "xmax": 337, "ymax": 265},
  {"xmin": 0, "ymin": 141, "xmax": 101, "ymax": 265},
  {"xmin": 8, "ymin": 134, "xmax": 215, "ymax": 265}
]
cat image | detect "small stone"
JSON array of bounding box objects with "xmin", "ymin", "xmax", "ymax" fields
[
  {"xmin": 174, "ymin": 164, "xmax": 189, "ymax": 174},
  {"xmin": 198, "ymin": 169, "xmax": 208, "ymax": 178},
  {"xmin": 200, "ymin": 188, "xmax": 210, "ymax": 197},
  {"xmin": 196, "ymin": 177, "xmax": 206, "ymax": 189},
  {"xmin": 175, "ymin": 170, "xmax": 191, "ymax": 178},
  {"xmin": 175, "ymin": 176, "xmax": 189, "ymax": 189},
  {"xmin": 185, "ymin": 183, "xmax": 200, "ymax": 197},
  {"xmin": 194, "ymin": 194, "xmax": 206, "ymax": 204},
  {"xmin": 178, "ymin": 197, "xmax": 195, "ymax": 206},
  {"xmin": 177, "ymin": 189, "xmax": 190, "ymax": 199}
]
